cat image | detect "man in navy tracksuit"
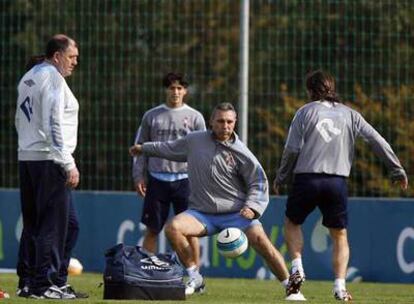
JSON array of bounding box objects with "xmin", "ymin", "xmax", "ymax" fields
[{"xmin": 15, "ymin": 34, "xmax": 87, "ymax": 299}]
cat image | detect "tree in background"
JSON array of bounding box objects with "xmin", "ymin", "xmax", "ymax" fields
[{"xmin": 1, "ymin": 0, "xmax": 412, "ymax": 196}]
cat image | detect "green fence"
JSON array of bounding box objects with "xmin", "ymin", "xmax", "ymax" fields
[{"xmin": 1, "ymin": 0, "xmax": 413, "ymax": 196}]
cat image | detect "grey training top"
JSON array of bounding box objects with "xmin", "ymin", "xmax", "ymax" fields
[
  {"xmin": 142, "ymin": 131, "xmax": 269, "ymax": 218},
  {"xmin": 132, "ymin": 103, "xmax": 206, "ymax": 182},
  {"xmin": 275, "ymin": 100, "xmax": 407, "ymax": 185}
]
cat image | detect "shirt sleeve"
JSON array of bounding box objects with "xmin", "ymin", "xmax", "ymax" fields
[
  {"xmin": 355, "ymin": 111, "xmax": 407, "ymax": 181},
  {"xmin": 284, "ymin": 110, "xmax": 304, "ymax": 152},
  {"xmin": 194, "ymin": 113, "xmax": 207, "ymax": 131},
  {"xmin": 239, "ymin": 150, "xmax": 269, "ymax": 219},
  {"xmin": 274, "ymin": 148, "xmax": 299, "ymax": 186},
  {"xmin": 41, "ymin": 73, "xmax": 76, "ymax": 171},
  {"xmin": 142, "ymin": 137, "xmax": 188, "ymax": 162},
  {"xmin": 132, "ymin": 115, "xmax": 150, "ymax": 182},
  {"xmin": 274, "ymin": 110, "xmax": 303, "ymax": 186}
]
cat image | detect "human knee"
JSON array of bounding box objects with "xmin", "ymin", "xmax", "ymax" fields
[
  {"xmin": 145, "ymin": 228, "xmax": 159, "ymax": 238},
  {"xmin": 248, "ymin": 231, "xmax": 270, "ymax": 250},
  {"xmin": 165, "ymin": 219, "xmax": 183, "ymax": 239},
  {"xmin": 285, "ymin": 217, "xmax": 301, "ymax": 230},
  {"xmin": 329, "ymin": 228, "xmax": 348, "ymax": 244},
  {"xmin": 330, "ymin": 228, "xmax": 347, "ymax": 237}
]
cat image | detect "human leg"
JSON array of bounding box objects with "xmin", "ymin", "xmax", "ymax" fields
[
  {"xmin": 171, "ymin": 178, "xmax": 201, "ymax": 266},
  {"xmin": 285, "ymin": 174, "xmax": 318, "ymax": 274},
  {"xmin": 245, "ymin": 224, "xmax": 289, "ymax": 281},
  {"xmin": 284, "ymin": 217, "xmax": 304, "ymax": 262},
  {"xmin": 283, "ymin": 174, "xmax": 320, "ymax": 299},
  {"xmin": 318, "ymin": 175, "xmax": 351, "ymax": 301},
  {"xmin": 32, "ymin": 162, "xmax": 70, "ymax": 297},
  {"xmin": 142, "ymin": 229, "xmax": 159, "ymax": 253},
  {"xmin": 246, "ymin": 224, "xmax": 306, "ymax": 301},
  {"xmin": 140, "ymin": 176, "xmax": 172, "ymax": 253},
  {"xmin": 284, "ymin": 217, "xmax": 307, "ymax": 299},
  {"xmin": 329, "ymin": 228, "xmax": 349, "ymax": 281},
  {"xmin": 188, "ymin": 237, "xmax": 200, "ymax": 267},
  {"xmin": 285, "ymin": 216, "xmax": 306, "ymax": 279},
  {"xmin": 16, "ymin": 162, "xmax": 36, "ymax": 296},
  {"xmin": 329, "ymin": 228, "xmax": 352, "ymax": 301},
  {"xmin": 53, "ymin": 195, "xmax": 88, "ymax": 298},
  {"xmin": 165, "ymin": 212, "xmax": 206, "ymax": 295},
  {"xmin": 165, "ymin": 212, "xmax": 206, "ymax": 268},
  {"xmin": 55, "ymin": 192, "xmax": 78, "ymax": 287}
]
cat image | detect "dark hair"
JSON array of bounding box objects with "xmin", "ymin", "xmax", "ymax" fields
[
  {"xmin": 210, "ymin": 102, "xmax": 237, "ymax": 121},
  {"xmin": 25, "ymin": 55, "xmax": 46, "ymax": 72},
  {"xmin": 25, "ymin": 34, "xmax": 76, "ymax": 72},
  {"xmin": 162, "ymin": 72, "xmax": 189, "ymax": 88},
  {"xmin": 306, "ymin": 70, "xmax": 341, "ymax": 104},
  {"xmin": 45, "ymin": 34, "xmax": 76, "ymax": 58}
]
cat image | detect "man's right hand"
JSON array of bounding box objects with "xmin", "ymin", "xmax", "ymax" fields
[
  {"xmin": 129, "ymin": 144, "xmax": 143, "ymax": 156},
  {"xmin": 272, "ymin": 179, "xmax": 280, "ymax": 195},
  {"xmin": 394, "ymin": 176, "xmax": 408, "ymax": 190},
  {"xmin": 135, "ymin": 180, "xmax": 147, "ymax": 197},
  {"xmin": 66, "ymin": 166, "xmax": 80, "ymax": 188}
]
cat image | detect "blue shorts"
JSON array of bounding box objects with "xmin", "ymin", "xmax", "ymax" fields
[
  {"xmin": 141, "ymin": 175, "xmax": 190, "ymax": 233},
  {"xmin": 286, "ymin": 173, "xmax": 348, "ymax": 229},
  {"xmin": 184, "ymin": 209, "xmax": 261, "ymax": 236}
]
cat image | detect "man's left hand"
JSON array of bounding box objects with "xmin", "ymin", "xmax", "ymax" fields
[
  {"xmin": 240, "ymin": 207, "xmax": 255, "ymax": 220},
  {"xmin": 129, "ymin": 144, "xmax": 142, "ymax": 156}
]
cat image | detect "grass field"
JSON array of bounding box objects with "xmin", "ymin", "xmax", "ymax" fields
[{"xmin": 1, "ymin": 273, "xmax": 414, "ymax": 303}]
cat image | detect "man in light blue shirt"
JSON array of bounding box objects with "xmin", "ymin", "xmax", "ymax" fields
[{"xmin": 132, "ymin": 72, "xmax": 206, "ymax": 258}]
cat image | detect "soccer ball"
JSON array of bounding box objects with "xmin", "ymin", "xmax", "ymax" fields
[
  {"xmin": 68, "ymin": 257, "xmax": 83, "ymax": 275},
  {"xmin": 216, "ymin": 227, "xmax": 248, "ymax": 258}
]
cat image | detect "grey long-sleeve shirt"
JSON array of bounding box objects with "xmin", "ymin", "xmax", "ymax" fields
[
  {"xmin": 275, "ymin": 100, "xmax": 407, "ymax": 185},
  {"xmin": 132, "ymin": 103, "xmax": 206, "ymax": 182},
  {"xmin": 142, "ymin": 131, "xmax": 269, "ymax": 218}
]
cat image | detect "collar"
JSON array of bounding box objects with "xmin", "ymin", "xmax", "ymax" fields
[
  {"xmin": 209, "ymin": 130, "xmax": 237, "ymax": 145},
  {"xmin": 316, "ymin": 100, "xmax": 337, "ymax": 108}
]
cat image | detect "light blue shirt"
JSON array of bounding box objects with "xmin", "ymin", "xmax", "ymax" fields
[{"xmin": 150, "ymin": 172, "xmax": 188, "ymax": 182}]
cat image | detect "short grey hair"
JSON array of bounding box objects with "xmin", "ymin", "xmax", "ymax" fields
[{"xmin": 210, "ymin": 102, "xmax": 237, "ymax": 121}]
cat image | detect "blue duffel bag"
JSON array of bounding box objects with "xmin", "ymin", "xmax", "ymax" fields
[{"xmin": 103, "ymin": 244, "xmax": 185, "ymax": 300}]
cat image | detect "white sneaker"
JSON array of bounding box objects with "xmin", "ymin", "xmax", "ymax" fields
[
  {"xmin": 185, "ymin": 277, "xmax": 205, "ymax": 295},
  {"xmin": 32, "ymin": 285, "xmax": 76, "ymax": 299},
  {"xmin": 285, "ymin": 291, "xmax": 307, "ymax": 301},
  {"xmin": 59, "ymin": 284, "xmax": 89, "ymax": 298}
]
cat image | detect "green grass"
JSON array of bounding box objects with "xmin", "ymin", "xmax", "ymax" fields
[{"xmin": 1, "ymin": 273, "xmax": 414, "ymax": 303}]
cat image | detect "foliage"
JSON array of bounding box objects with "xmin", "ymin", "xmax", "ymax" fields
[
  {"xmin": 253, "ymin": 84, "xmax": 414, "ymax": 197},
  {"xmin": 1, "ymin": 0, "xmax": 412, "ymax": 196}
]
